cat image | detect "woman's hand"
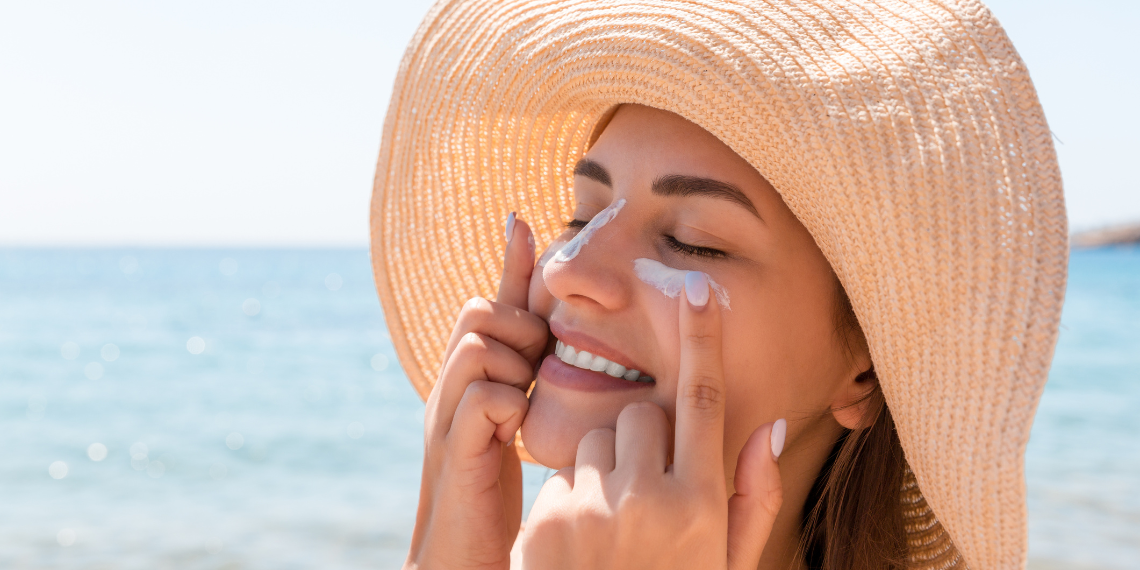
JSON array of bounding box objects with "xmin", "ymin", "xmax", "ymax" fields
[
  {"xmin": 405, "ymin": 216, "xmax": 547, "ymax": 570},
  {"xmin": 520, "ymin": 272, "xmax": 785, "ymax": 570}
]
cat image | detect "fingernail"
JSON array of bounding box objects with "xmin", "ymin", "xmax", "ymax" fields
[
  {"xmin": 684, "ymin": 271, "xmax": 709, "ymax": 307},
  {"xmin": 505, "ymin": 211, "xmax": 516, "ymax": 243},
  {"xmin": 771, "ymin": 418, "xmax": 786, "ymax": 460}
]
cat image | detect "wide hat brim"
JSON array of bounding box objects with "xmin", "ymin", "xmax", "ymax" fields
[{"xmin": 370, "ymin": 1, "xmax": 1068, "ymax": 568}]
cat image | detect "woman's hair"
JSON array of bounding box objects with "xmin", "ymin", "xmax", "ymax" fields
[{"xmin": 798, "ymin": 283, "xmax": 909, "ymax": 569}]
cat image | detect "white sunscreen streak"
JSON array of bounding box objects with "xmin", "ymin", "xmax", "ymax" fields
[
  {"xmin": 551, "ymin": 199, "xmax": 626, "ymax": 264},
  {"xmin": 536, "ymin": 238, "xmax": 567, "ymax": 268},
  {"xmin": 633, "ymin": 258, "xmax": 731, "ymax": 310}
]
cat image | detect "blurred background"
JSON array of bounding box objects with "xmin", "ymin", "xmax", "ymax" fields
[{"xmin": 1, "ymin": 1, "xmax": 1137, "ymax": 568}]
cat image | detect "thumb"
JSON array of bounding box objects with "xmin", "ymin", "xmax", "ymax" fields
[
  {"xmin": 726, "ymin": 419, "xmax": 785, "ymax": 570},
  {"xmin": 496, "ymin": 212, "xmax": 536, "ymax": 310}
]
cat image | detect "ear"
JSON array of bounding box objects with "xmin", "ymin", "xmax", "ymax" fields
[
  {"xmin": 830, "ymin": 293, "xmax": 875, "ymax": 429},
  {"xmin": 830, "ymin": 363, "xmax": 877, "ymax": 430},
  {"xmin": 829, "ymin": 320, "xmax": 876, "ymax": 430}
]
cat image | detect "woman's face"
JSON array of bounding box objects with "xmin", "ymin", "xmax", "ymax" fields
[{"xmin": 522, "ymin": 105, "xmax": 870, "ymax": 483}]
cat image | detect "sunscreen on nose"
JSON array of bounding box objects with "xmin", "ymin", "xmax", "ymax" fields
[
  {"xmin": 550, "ymin": 199, "xmax": 626, "ymax": 264},
  {"xmin": 633, "ymin": 258, "xmax": 731, "ymax": 309},
  {"xmin": 537, "ymin": 238, "xmax": 568, "ymax": 268}
]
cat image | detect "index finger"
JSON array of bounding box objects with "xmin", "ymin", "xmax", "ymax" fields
[
  {"xmin": 672, "ymin": 271, "xmax": 727, "ymax": 485},
  {"xmin": 496, "ymin": 213, "xmax": 536, "ymax": 310}
]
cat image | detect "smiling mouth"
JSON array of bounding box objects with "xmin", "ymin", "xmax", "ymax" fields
[{"xmin": 554, "ymin": 340, "xmax": 655, "ymax": 383}]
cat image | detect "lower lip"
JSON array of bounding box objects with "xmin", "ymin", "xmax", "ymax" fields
[{"xmin": 538, "ymin": 355, "xmax": 654, "ymax": 393}]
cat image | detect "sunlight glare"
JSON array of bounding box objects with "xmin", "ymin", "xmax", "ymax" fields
[
  {"xmin": 187, "ymin": 336, "xmax": 206, "ymax": 355},
  {"xmin": 371, "ymin": 353, "xmax": 389, "ymax": 372},
  {"xmin": 101, "ymin": 343, "xmax": 120, "ymax": 362},
  {"xmin": 84, "ymin": 362, "xmax": 104, "ymax": 380},
  {"xmin": 226, "ymin": 432, "xmax": 244, "ymax": 450},
  {"xmin": 61, "ymin": 341, "xmax": 80, "ymax": 360},
  {"xmin": 87, "ymin": 442, "xmax": 108, "ymax": 462},
  {"xmin": 49, "ymin": 461, "xmax": 68, "ymax": 480},
  {"xmin": 242, "ymin": 298, "xmax": 261, "ymax": 316}
]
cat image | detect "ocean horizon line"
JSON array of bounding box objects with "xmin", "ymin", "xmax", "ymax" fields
[{"xmin": 0, "ymin": 244, "xmax": 371, "ymax": 251}]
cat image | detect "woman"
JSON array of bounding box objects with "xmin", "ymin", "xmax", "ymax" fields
[{"xmin": 370, "ymin": 1, "xmax": 1067, "ymax": 568}]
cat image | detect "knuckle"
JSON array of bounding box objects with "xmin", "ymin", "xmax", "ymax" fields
[
  {"xmin": 461, "ymin": 379, "xmax": 493, "ymax": 406},
  {"xmin": 462, "ymin": 296, "xmax": 491, "ymax": 312},
  {"xmin": 447, "ymin": 334, "xmax": 489, "ymax": 371},
  {"xmin": 498, "ymin": 385, "xmax": 529, "ymax": 412},
  {"xmin": 580, "ymin": 427, "xmax": 616, "ymax": 449},
  {"xmin": 457, "ymin": 297, "xmax": 492, "ymax": 326},
  {"xmin": 683, "ymin": 381, "xmax": 724, "ymax": 411},
  {"xmin": 684, "ymin": 330, "xmax": 718, "ymax": 349},
  {"xmin": 576, "ymin": 504, "xmax": 612, "ymax": 532},
  {"xmin": 617, "ymin": 479, "xmax": 656, "ymax": 511},
  {"xmin": 511, "ymin": 392, "xmax": 531, "ymax": 413},
  {"xmin": 619, "ymin": 400, "xmax": 655, "ymax": 418},
  {"xmin": 456, "ymin": 331, "xmax": 488, "ymax": 354},
  {"xmin": 761, "ymin": 488, "xmax": 784, "ymax": 518},
  {"xmin": 554, "ymin": 466, "xmax": 575, "ymax": 482},
  {"xmin": 526, "ymin": 511, "xmax": 569, "ymax": 540},
  {"xmin": 617, "ymin": 401, "xmax": 663, "ymax": 429}
]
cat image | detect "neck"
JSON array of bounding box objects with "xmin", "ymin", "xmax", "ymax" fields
[{"xmin": 751, "ymin": 418, "xmax": 844, "ymax": 570}]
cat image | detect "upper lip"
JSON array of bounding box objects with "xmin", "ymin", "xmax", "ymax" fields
[{"xmin": 548, "ymin": 321, "xmax": 653, "ymax": 377}]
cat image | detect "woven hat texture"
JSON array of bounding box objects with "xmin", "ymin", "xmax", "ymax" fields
[{"xmin": 369, "ymin": 1, "xmax": 1068, "ymax": 568}]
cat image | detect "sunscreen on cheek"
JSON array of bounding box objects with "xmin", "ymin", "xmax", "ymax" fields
[{"xmin": 633, "ymin": 258, "xmax": 731, "ymax": 309}]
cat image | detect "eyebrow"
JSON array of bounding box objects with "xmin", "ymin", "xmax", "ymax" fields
[
  {"xmin": 573, "ymin": 158, "xmax": 760, "ymax": 218},
  {"xmin": 573, "ymin": 158, "xmax": 612, "ymax": 187}
]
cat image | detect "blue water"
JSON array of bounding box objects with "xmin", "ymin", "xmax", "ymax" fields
[
  {"xmin": 0, "ymin": 248, "xmax": 1137, "ymax": 569},
  {"xmin": 1024, "ymin": 248, "xmax": 1140, "ymax": 568}
]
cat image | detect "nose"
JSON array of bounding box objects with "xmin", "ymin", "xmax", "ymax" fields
[{"xmin": 541, "ymin": 218, "xmax": 634, "ymax": 313}]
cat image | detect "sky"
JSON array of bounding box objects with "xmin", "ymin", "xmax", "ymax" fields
[{"xmin": 1, "ymin": 0, "xmax": 1136, "ymax": 246}]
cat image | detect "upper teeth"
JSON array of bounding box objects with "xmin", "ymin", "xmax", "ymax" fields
[{"xmin": 555, "ymin": 340, "xmax": 652, "ymax": 382}]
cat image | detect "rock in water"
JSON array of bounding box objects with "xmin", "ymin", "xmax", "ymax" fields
[{"xmin": 1072, "ymin": 223, "xmax": 1140, "ymax": 248}]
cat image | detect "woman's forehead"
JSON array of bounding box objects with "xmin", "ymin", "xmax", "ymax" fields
[{"xmin": 583, "ymin": 104, "xmax": 783, "ymax": 220}]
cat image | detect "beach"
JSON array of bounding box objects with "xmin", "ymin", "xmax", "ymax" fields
[{"xmin": 1, "ymin": 247, "xmax": 1136, "ymax": 569}]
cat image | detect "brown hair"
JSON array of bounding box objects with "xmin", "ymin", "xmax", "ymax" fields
[{"xmin": 798, "ymin": 283, "xmax": 909, "ymax": 569}]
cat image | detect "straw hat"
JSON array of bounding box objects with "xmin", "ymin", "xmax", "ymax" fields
[{"xmin": 369, "ymin": 0, "xmax": 1068, "ymax": 567}]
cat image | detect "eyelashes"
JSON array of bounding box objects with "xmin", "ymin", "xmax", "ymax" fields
[
  {"xmin": 664, "ymin": 235, "xmax": 728, "ymax": 258},
  {"xmin": 564, "ymin": 219, "xmax": 727, "ymax": 259}
]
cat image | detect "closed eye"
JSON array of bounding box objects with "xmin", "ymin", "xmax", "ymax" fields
[
  {"xmin": 569, "ymin": 219, "xmax": 726, "ymax": 258},
  {"xmin": 665, "ymin": 235, "xmax": 728, "ymax": 258}
]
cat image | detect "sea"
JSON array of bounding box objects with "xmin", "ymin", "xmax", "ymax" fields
[{"xmin": 0, "ymin": 247, "xmax": 1136, "ymax": 569}]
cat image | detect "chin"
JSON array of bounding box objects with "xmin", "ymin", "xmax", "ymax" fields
[
  {"xmin": 519, "ymin": 392, "xmax": 583, "ymax": 469},
  {"xmin": 520, "ymin": 381, "xmax": 619, "ymax": 469}
]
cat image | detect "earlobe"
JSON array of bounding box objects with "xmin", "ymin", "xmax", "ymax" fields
[{"xmin": 830, "ymin": 366, "xmax": 877, "ymax": 430}]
